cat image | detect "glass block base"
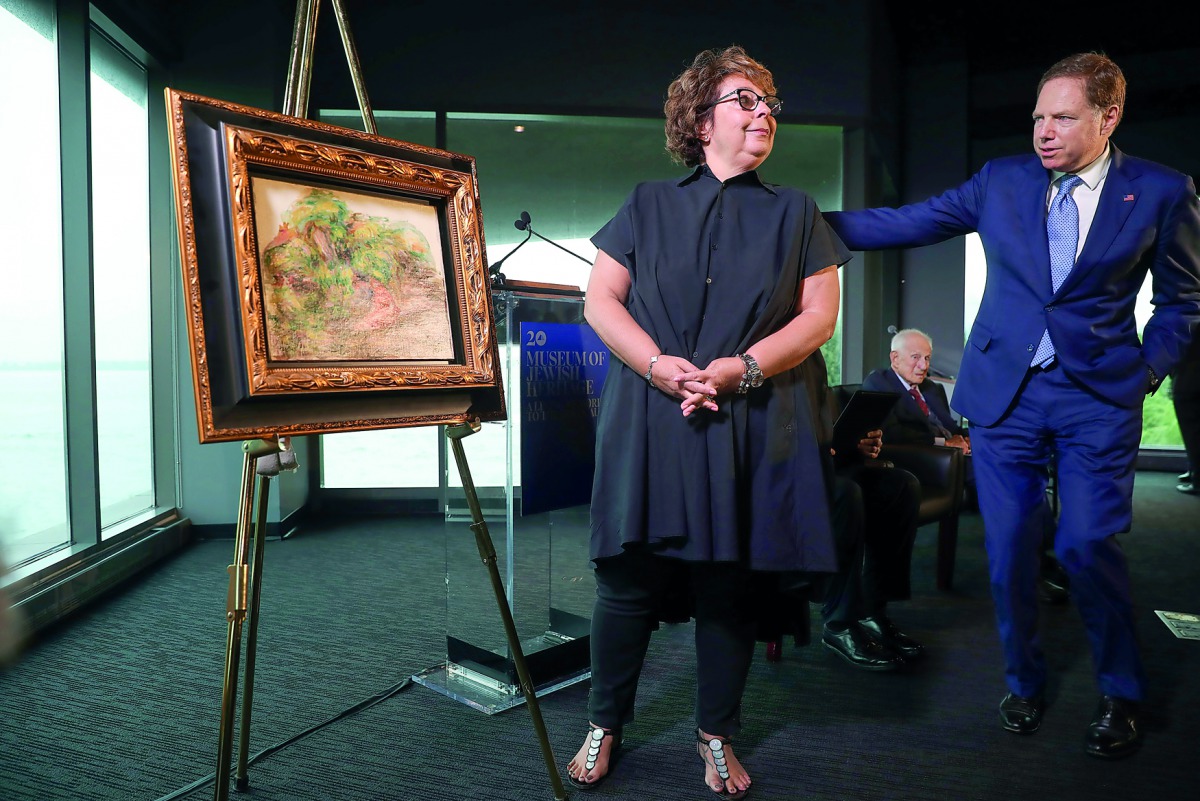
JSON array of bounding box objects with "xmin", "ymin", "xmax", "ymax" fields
[{"xmin": 412, "ymin": 658, "xmax": 591, "ymax": 715}]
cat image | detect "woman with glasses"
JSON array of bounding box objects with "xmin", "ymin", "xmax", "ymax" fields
[{"xmin": 565, "ymin": 45, "xmax": 849, "ymax": 798}]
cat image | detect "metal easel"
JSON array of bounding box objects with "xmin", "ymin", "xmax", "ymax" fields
[
  {"xmin": 214, "ymin": 436, "xmax": 289, "ymax": 799},
  {"xmin": 209, "ymin": 2, "xmax": 565, "ymax": 799}
]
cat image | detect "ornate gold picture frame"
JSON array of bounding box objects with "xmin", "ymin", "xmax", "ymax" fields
[{"xmin": 166, "ymin": 88, "xmax": 504, "ymax": 443}]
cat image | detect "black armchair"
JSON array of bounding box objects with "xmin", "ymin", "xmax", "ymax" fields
[
  {"xmin": 832, "ymin": 384, "xmax": 967, "ymax": 591},
  {"xmin": 879, "ymin": 442, "xmax": 966, "ymax": 590}
]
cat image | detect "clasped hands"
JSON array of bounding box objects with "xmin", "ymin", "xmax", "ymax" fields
[
  {"xmin": 647, "ymin": 355, "xmax": 744, "ymax": 417},
  {"xmin": 945, "ymin": 433, "xmax": 971, "ymax": 455}
]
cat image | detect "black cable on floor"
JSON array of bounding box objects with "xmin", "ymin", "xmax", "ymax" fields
[{"xmin": 153, "ymin": 676, "xmax": 413, "ymax": 801}]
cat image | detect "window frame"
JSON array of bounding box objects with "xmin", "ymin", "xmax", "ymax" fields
[{"xmin": 3, "ymin": 1, "xmax": 183, "ymax": 612}]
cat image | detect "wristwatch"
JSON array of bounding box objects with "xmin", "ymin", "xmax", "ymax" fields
[
  {"xmin": 736, "ymin": 353, "xmax": 764, "ymax": 394},
  {"xmin": 1147, "ymin": 364, "xmax": 1161, "ymax": 392}
]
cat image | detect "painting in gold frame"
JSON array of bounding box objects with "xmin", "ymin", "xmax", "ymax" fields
[{"xmin": 165, "ymin": 88, "xmax": 504, "ymax": 443}]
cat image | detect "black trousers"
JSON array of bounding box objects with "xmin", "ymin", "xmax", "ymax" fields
[
  {"xmin": 821, "ymin": 464, "xmax": 921, "ymax": 625},
  {"xmin": 587, "ymin": 548, "xmax": 757, "ymax": 737}
]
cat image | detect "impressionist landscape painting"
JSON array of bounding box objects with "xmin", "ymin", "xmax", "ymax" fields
[{"xmin": 251, "ymin": 177, "xmax": 455, "ymax": 363}]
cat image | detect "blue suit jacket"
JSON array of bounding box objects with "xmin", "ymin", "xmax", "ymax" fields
[
  {"xmin": 827, "ymin": 146, "xmax": 1200, "ymax": 426},
  {"xmin": 861, "ymin": 368, "xmax": 958, "ymax": 446}
]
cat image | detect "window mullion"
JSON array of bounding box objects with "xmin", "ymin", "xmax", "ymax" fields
[
  {"xmin": 58, "ymin": 0, "xmax": 100, "ymax": 546},
  {"xmin": 146, "ymin": 63, "xmax": 177, "ymax": 509}
]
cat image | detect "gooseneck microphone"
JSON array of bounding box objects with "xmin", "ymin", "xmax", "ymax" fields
[
  {"xmin": 514, "ymin": 211, "xmax": 593, "ymax": 265},
  {"xmin": 487, "ymin": 225, "xmax": 532, "ymax": 287}
]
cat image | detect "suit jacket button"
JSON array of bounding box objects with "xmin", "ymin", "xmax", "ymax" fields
[{"xmin": 1027, "ymin": 344, "xmax": 1034, "ymax": 351}]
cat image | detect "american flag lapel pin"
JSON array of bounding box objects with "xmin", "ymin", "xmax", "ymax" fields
[{"xmin": 1123, "ymin": 194, "xmax": 1135, "ymax": 201}]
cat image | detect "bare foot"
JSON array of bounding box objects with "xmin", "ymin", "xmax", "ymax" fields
[
  {"xmin": 566, "ymin": 723, "xmax": 619, "ymax": 786},
  {"xmin": 697, "ymin": 729, "xmax": 751, "ymax": 797}
]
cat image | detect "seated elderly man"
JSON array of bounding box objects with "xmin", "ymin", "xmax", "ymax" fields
[
  {"xmin": 862, "ymin": 328, "xmax": 970, "ymax": 455},
  {"xmin": 801, "ymin": 351, "xmax": 924, "ymax": 670},
  {"xmin": 864, "ymin": 328, "xmax": 1067, "ymax": 603}
]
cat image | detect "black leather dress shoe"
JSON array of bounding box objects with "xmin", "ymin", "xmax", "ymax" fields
[
  {"xmin": 999, "ymin": 692, "xmax": 1044, "ymax": 734},
  {"xmin": 1038, "ymin": 560, "xmax": 1070, "ymax": 604},
  {"xmin": 1038, "ymin": 578, "xmax": 1070, "ymax": 604},
  {"xmin": 1085, "ymin": 696, "xmax": 1141, "ymax": 759},
  {"xmin": 1177, "ymin": 481, "xmax": 1197, "ymax": 495},
  {"xmin": 821, "ymin": 624, "xmax": 904, "ymax": 671},
  {"xmin": 1178, "ymin": 470, "xmax": 1193, "ymax": 483},
  {"xmin": 857, "ymin": 615, "xmax": 924, "ymax": 660}
]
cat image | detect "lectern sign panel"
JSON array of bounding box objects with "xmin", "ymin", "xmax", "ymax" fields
[
  {"xmin": 165, "ymin": 88, "xmax": 504, "ymax": 442},
  {"xmin": 520, "ymin": 322, "xmax": 610, "ymax": 516}
]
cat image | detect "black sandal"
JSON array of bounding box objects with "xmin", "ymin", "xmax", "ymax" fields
[
  {"xmin": 696, "ymin": 729, "xmax": 749, "ymax": 799},
  {"xmin": 566, "ymin": 723, "xmax": 622, "ymax": 791}
]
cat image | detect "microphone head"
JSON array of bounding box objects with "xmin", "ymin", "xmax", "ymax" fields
[
  {"xmin": 887, "ymin": 325, "xmax": 898, "ymax": 335},
  {"xmin": 514, "ymin": 210, "xmax": 531, "ymax": 230},
  {"xmin": 513, "ymin": 217, "xmax": 526, "ymax": 231}
]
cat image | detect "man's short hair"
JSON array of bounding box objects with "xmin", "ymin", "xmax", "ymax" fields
[
  {"xmin": 890, "ymin": 328, "xmax": 933, "ymax": 353},
  {"xmin": 1037, "ymin": 52, "xmax": 1126, "ymax": 124}
]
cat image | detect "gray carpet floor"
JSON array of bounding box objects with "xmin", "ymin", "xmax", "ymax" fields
[{"xmin": 1, "ymin": 470, "xmax": 1197, "ymax": 801}]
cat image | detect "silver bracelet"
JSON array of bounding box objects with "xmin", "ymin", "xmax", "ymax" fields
[
  {"xmin": 736, "ymin": 352, "xmax": 764, "ymax": 394},
  {"xmin": 644, "ymin": 355, "xmax": 660, "ymax": 384}
]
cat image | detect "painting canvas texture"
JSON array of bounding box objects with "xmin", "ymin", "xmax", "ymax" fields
[{"xmin": 253, "ymin": 178, "xmax": 454, "ymax": 363}]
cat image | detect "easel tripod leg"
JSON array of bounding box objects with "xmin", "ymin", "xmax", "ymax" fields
[
  {"xmin": 213, "ymin": 439, "xmax": 280, "ymax": 801},
  {"xmin": 214, "ymin": 451, "xmax": 256, "ymax": 801},
  {"xmin": 236, "ymin": 474, "xmax": 272, "ymax": 791},
  {"xmin": 446, "ymin": 422, "xmax": 568, "ymax": 801}
]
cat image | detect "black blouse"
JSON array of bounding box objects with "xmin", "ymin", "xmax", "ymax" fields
[{"xmin": 589, "ymin": 165, "xmax": 851, "ymax": 573}]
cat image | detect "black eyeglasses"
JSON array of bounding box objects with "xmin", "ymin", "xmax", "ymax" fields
[{"xmin": 701, "ymin": 87, "xmax": 782, "ymax": 117}]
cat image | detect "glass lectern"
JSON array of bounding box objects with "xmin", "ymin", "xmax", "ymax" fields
[{"xmin": 413, "ymin": 284, "xmax": 598, "ymax": 713}]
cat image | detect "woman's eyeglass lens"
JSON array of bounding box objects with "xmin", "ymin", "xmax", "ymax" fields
[{"xmin": 707, "ymin": 88, "xmax": 782, "ymax": 116}]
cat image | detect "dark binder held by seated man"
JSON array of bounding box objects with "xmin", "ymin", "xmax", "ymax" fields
[{"xmin": 832, "ymin": 390, "xmax": 899, "ymax": 456}]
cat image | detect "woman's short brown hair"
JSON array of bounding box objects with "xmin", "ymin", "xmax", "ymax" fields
[
  {"xmin": 664, "ymin": 45, "xmax": 777, "ymax": 168},
  {"xmin": 1037, "ymin": 52, "xmax": 1125, "ymax": 125}
]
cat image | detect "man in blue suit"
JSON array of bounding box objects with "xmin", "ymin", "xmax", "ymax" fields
[{"xmin": 825, "ymin": 52, "xmax": 1200, "ymax": 759}]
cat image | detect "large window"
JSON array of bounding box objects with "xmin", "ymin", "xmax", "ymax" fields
[
  {"xmin": 0, "ymin": 0, "xmax": 163, "ymax": 575},
  {"xmin": 91, "ymin": 27, "xmax": 153, "ymax": 531},
  {"xmin": 0, "ymin": 0, "xmax": 68, "ymax": 566}
]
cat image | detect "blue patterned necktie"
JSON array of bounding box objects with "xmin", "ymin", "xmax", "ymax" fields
[{"xmin": 1031, "ymin": 174, "xmax": 1084, "ymax": 367}]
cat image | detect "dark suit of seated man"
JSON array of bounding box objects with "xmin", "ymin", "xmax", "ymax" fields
[{"xmin": 801, "ymin": 351, "xmax": 923, "ymax": 671}]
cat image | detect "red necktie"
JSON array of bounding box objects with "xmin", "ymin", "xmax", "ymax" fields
[{"xmin": 909, "ymin": 386, "xmax": 930, "ymax": 416}]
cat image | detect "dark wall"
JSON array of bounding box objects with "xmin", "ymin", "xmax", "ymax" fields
[
  {"xmin": 301, "ymin": 1, "xmax": 877, "ymax": 122},
  {"xmin": 150, "ymin": 0, "xmax": 883, "ymax": 123},
  {"xmin": 100, "ymin": 0, "xmax": 882, "ymax": 124}
]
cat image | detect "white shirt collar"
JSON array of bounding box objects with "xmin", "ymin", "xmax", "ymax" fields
[
  {"xmin": 1052, "ymin": 142, "xmax": 1111, "ymax": 191},
  {"xmin": 892, "ymin": 369, "xmax": 917, "ymax": 392}
]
